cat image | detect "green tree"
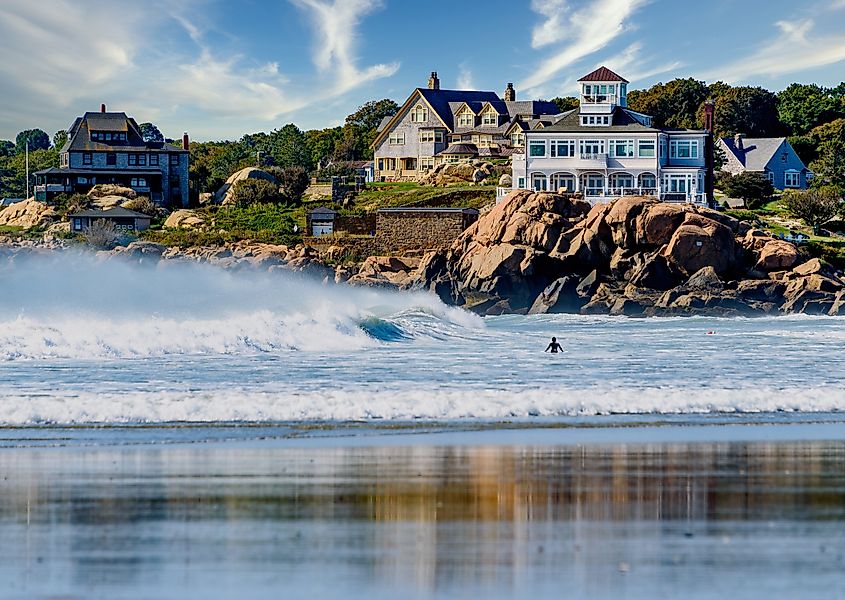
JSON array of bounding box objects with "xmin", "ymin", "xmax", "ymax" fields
[
  {"xmin": 701, "ymin": 85, "xmax": 782, "ymax": 138},
  {"xmin": 781, "ymin": 186, "xmax": 843, "ymax": 234},
  {"xmin": 337, "ymin": 98, "xmax": 399, "ymax": 160},
  {"xmin": 189, "ymin": 141, "xmax": 253, "ymax": 194},
  {"xmin": 719, "ymin": 171, "xmax": 774, "ymax": 208},
  {"xmin": 305, "ymin": 127, "xmax": 343, "ymax": 169},
  {"xmin": 53, "ymin": 129, "xmax": 68, "ymax": 149},
  {"xmin": 777, "ymin": 83, "xmax": 843, "ymax": 136},
  {"xmin": 628, "ymin": 78, "xmax": 708, "ymax": 129},
  {"xmin": 267, "ymin": 166, "xmax": 309, "ymax": 205},
  {"xmin": 139, "ymin": 122, "xmax": 164, "ymax": 143},
  {"xmin": 0, "ymin": 140, "xmax": 14, "ymax": 157},
  {"xmin": 268, "ymin": 123, "xmax": 311, "ymax": 170},
  {"xmin": 15, "ymin": 129, "xmax": 50, "ymax": 154},
  {"xmin": 807, "ymin": 119, "xmax": 845, "ymax": 191},
  {"xmin": 0, "ymin": 148, "xmax": 59, "ymax": 197},
  {"xmin": 228, "ymin": 178, "xmax": 283, "ymax": 206},
  {"xmin": 551, "ymin": 96, "xmax": 579, "ymax": 113}
]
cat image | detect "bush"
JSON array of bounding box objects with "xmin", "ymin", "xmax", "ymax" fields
[
  {"xmin": 266, "ymin": 166, "xmax": 310, "ymax": 206},
  {"xmin": 53, "ymin": 193, "xmax": 90, "ymax": 216},
  {"xmin": 122, "ymin": 195, "xmax": 160, "ymax": 216},
  {"xmin": 228, "ymin": 178, "xmax": 283, "ymax": 206},
  {"xmin": 725, "ymin": 209, "xmax": 760, "ymax": 222},
  {"xmin": 719, "ymin": 172, "xmax": 774, "ymax": 208},
  {"xmin": 781, "ymin": 186, "xmax": 844, "ymax": 234},
  {"xmin": 83, "ymin": 219, "xmax": 133, "ymax": 249}
]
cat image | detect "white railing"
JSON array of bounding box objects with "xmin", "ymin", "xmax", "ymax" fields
[
  {"xmin": 34, "ymin": 184, "xmax": 71, "ymax": 193},
  {"xmin": 496, "ymin": 187, "xmax": 511, "ymax": 203},
  {"xmin": 580, "ymin": 153, "xmax": 607, "ymax": 160}
]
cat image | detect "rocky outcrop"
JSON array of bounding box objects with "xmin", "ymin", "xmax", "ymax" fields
[
  {"xmin": 164, "ymin": 210, "xmax": 206, "ymax": 230},
  {"xmin": 417, "ymin": 161, "xmax": 499, "ymax": 186},
  {"xmin": 215, "ymin": 168, "xmax": 278, "ymax": 205},
  {"xmin": 0, "ymin": 199, "xmax": 56, "ymax": 229}
]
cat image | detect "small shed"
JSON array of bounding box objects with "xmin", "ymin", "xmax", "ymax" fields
[
  {"xmin": 68, "ymin": 207, "xmax": 152, "ymax": 233},
  {"xmin": 307, "ymin": 206, "xmax": 339, "ymax": 237}
]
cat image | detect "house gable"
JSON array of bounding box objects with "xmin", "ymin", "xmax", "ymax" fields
[{"xmin": 371, "ymin": 89, "xmax": 449, "ymax": 150}]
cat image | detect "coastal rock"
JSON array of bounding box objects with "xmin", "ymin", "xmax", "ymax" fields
[
  {"xmin": 0, "ymin": 199, "xmax": 56, "ymax": 229},
  {"xmin": 528, "ymin": 276, "xmax": 581, "ymax": 314},
  {"xmin": 635, "ymin": 202, "xmax": 686, "ymax": 247},
  {"xmin": 87, "ymin": 184, "xmax": 137, "ymax": 201},
  {"xmin": 215, "ymin": 167, "xmax": 278, "ymax": 205},
  {"xmin": 662, "ymin": 213, "xmax": 736, "ymax": 276},
  {"xmin": 754, "ymin": 239, "xmax": 799, "ymax": 272},
  {"xmin": 164, "ymin": 210, "xmax": 206, "ymax": 229},
  {"xmin": 792, "ymin": 258, "xmax": 824, "ymax": 277},
  {"xmin": 605, "ymin": 196, "xmax": 657, "ymax": 249}
]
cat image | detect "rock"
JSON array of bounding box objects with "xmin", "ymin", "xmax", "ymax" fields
[
  {"xmin": 685, "ymin": 266, "xmax": 723, "ymax": 292},
  {"xmin": 610, "ymin": 297, "xmax": 647, "ymax": 317},
  {"xmin": 736, "ymin": 279, "xmax": 787, "ymax": 303},
  {"xmin": 576, "ymin": 270, "xmax": 600, "ymax": 298},
  {"xmin": 628, "ymin": 253, "xmax": 677, "ymax": 290},
  {"xmin": 528, "ymin": 276, "xmax": 581, "ymax": 314},
  {"xmin": 215, "ymin": 167, "xmax": 278, "ymax": 205},
  {"xmin": 198, "ymin": 193, "xmax": 214, "ymax": 205},
  {"xmin": 635, "ymin": 202, "xmax": 686, "ymax": 247},
  {"xmin": 830, "ymin": 291, "xmax": 845, "ymax": 316},
  {"xmin": 754, "ymin": 239, "xmax": 799, "ymax": 272},
  {"xmin": 87, "ymin": 184, "xmax": 137, "ymax": 200},
  {"xmin": 740, "ymin": 229, "xmax": 771, "ymax": 252},
  {"xmin": 164, "ymin": 210, "xmax": 206, "ymax": 230},
  {"xmin": 792, "ymin": 258, "xmax": 824, "ymax": 277},
  {"xmin": 498, "ymin": 174, "xmax": 513, "ymax": 187},
  {"xmin": 0, "ymin": 199, "xmax": 56, "ymax": 229},
  {"xmin": 662, "ymin": 213, "xmax": 736, "ymax": 276},
  {"xmin": 605, "ymin": 196, "xmax": 657, "ymax": 249},
  {"xmin": 89, "ymin": 195, "xmax": 126, "ymax": 210}
]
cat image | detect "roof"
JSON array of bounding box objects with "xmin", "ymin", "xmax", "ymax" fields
[
  {"xmin": 505, "ymin": 100, "xmax": 560, "ymax": 117},
  {"xmin": 419, "ymin": 88, "xmax": 502, "ymax": 130},
  {"xmin": 308, "ymin": 206, "xmax": 338, "ymax": 216},
  {"xmin": 377, "ymin": 207, "xmax": 479, "ymax": 214},
  {"xmin": 578, "ymin": 66, "xmax": 629, "ymax": 83},
  {"xmin": 719, "ymin": 137, "xmax": 794, "ymax": 171},
  {"xmin": 63, "ymin": 111, "xmax": 186, "ymax": 153},
  {"xmin": 376, "ymin": 115, "xmax": 394, "ymax": 132},
  {"xmin": 83, "ymin": 112, "xmax": 130, "ymax": 132},
  {"xmin": 540, "ymin": 107, "xmax": 659, "ymax": 133},
  {"xmin": 438, "ymin": 143, "xmax": 478, "ymax": 155},
  {"xmin": 69, "ymin": 207, "xmax": 152, "ymax": 219}
]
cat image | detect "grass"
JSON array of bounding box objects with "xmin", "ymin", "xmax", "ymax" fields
[{"xmin": 352, "ymin": 182, "xmax": 495, "ymax": 213}]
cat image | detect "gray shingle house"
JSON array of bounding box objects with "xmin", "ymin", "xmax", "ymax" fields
[
  {"xmin": 371, "ymin": 72, "xmax": 559, "ymax": 181},
  {"xmin": 34, "ymin": 105, "xmax": 190, "ymax": 207},
  {"xmin": 69, "ymin": 207, "xmax": 152, "ymax": 232},
  {"xmin": 717, "ymin": 135, "xmax": 810, "ymax": 190}
]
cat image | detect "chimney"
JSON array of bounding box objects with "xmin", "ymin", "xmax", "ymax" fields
[
  {"xmin": 182, "ymin": 132, "xmax": 190, "ymax": 151},
  {"xmin": 100, "ymin": 103, "xmax": 106, "ymax": 113},
  {"xmin": 504, "ymin": 83, "xmax": 516, "ymax": 102},
  {"xmin": 428, "ymin": 71, "xmax": 440, "ymax": 90},
  {"xmin": 734, "ymin": 133, "xmax": 744, "ymax": 151},
  {"xmin": 703, "ymin": 100, "xmax": 714, "ymax": 133}
]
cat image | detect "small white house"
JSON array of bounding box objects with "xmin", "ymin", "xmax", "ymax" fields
[{"xmin": 509, "ymin": 66, "xmax": 711, "ymax": 205}]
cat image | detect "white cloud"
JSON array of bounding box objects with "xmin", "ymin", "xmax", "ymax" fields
[
  {"xmin": 520, "ymin": 0, "xmax": 650, "ymax": 93},
  {"xmin": 457, "ymin": 63, "xmax": 475, "ymax": 89},
  {"xmin": 702, "ymin": 18, "xmax": 845, "ymax": 83},
  {"xmin": 290, "ymin": 0, "xmax": 399, "ymax": 94}
]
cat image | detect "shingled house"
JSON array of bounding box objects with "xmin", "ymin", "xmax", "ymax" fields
[
  {"xmin": 34, "ymin": 105, "xmax": 190, "ymax": 207},
  {"xmin": 717, "ymin": 135, "xmax": 811, "ymax": 190},
  {"xmin": 371, "ymin": 72, "xmax": 559, "ymax": 181}
]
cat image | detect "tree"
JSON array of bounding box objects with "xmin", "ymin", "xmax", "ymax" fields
[
  {"xmin": 551, "ymin": 96, "xmax": 579, "ymax": 113},
  {"xmin": 228, "ymin": 178, "xmax": 282, "ymax": 206},
  {"xmin": 0, "ymin": 148, "xmax": 59, "ymax": 197},
  {"xmin": 781, "ymin": 187, "xmax": 843, "ymax": 234},
  {"xmin": 267, "ymin": 166, "xmax": 309, "ymax": 205},
  {"xmin": 139, "ymin": 122, "xmax": 164, "ymax": 143},
  {"xmin": 305, "ymin": 127, "xmax": 343, "ymax": 169},
  {"xmin": 268, "ymin": 124, "xmax": 311, "ymax": 170},
  {"xmin": 700, "ymin": 85, "xmax": 782, "ymax": 138},
  {"xmin": 337, "ymin": 98, "xmax": 399, "ymax": 160},
  {"xmin": 777, "ymin": 83, "xmax": 843, "ymax": 136},
  {"xmin": 628, "ymin": 78, "xmax": 708, "ymax": 129},
  {"xmin": 53, "ymin": 129, "xmax": 68, "ymax": 149},
  {"xmin": 15, "ymin": 129, "xmax": 50, "ymax": 154},
  {"xmin": 807, "ymin": 119, "xmax": 845, "ymax": 191},
  {"xmin": 0, "ymin": 140, "xmax": 14, "ymax": 158},
  {"xmin": 189, "ymin": 141, "xmax": 253, "ymax": 194},
  {"xmin": 719, "ymin": 171, "xmax": 774, "ymax": 208}
]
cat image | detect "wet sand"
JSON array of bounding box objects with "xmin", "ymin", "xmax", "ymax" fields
[{"xmin": 2, "ymin": 422, "xmax": 845, "ymax": 599}]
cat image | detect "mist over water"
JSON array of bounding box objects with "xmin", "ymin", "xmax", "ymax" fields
[{"xmin": 1, "ymin": 252, "xmax": 845, "ymax": 424}]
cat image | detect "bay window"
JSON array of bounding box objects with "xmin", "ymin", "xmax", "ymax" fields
[
  {"xmin": 669, "ymin": 139, "xmax": 699, "ymax": 159},
  {"xmin": 784, "ymin": 171, "xmax": 801, "ymax": 188}
]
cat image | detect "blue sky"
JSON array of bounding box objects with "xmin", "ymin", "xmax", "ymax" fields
[{"xmin": 1, "ymin": 0, "xmax": 844, "ymax": 142}]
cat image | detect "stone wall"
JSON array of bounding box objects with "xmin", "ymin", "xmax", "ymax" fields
[
  {"xmin": 376, "ymin": 210, "xmax": 478, "ymax": 252},
  {"xmin": 336, "ymin": 214, "xmax": 376, "ymax": 236}
]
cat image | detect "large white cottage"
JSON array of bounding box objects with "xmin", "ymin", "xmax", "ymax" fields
[{"xmin": 510, "ymin": 67, "xmax": 713, "ymax": 205}]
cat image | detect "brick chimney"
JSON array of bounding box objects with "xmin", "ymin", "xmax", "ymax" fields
[
  {"xmin": 427, "ymin": 71, "xmax": 440, "ymax": 90},
  {"xmin": 182, "ymin": 132, "xmax": 190, "ymax": 151},
  {"xmin": 100, "ymin": 103, "xmax": 106, "ymax": 113},
  {"xmin": 703, "ymin": 100, "xmax": 714, "ymax": 133},
  {"xmin": 504, "ymin": 83, "xmax": 516, "ymax": 102},
  {"xmin": 734, "ymin": 133, "xmax": 744, "ymax": 151}
]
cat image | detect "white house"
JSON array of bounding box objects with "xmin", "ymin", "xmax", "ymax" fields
[{"xmin": 509, "ymin": 67, "xmax": 712, "ymax": 205}]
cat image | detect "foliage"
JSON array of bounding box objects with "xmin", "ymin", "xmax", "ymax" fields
[
  {"xmin": 777, "ymin": 83, "xmax": 844, "ymax": 136},
  {"xmin": 268, "ymin": 124, "xmax": 311, "ymax": 170},
  {"xmin": 335, "ymin": 98, "xmax": 399, "ymax": 160},
  {"xmin": 551, "ymin": 96, "xmax": 579, "ymax": 113},
  {"xmin": 713, "ymin": 143, "xmax": 727, "ymax": 171},
  {"xmin": 15, "ymin": 129, "xmax": 50, "ymax": 154},
  {"xmin": 0, "ymin": 140, "xmax": 14, "ymax": 158},
  {"xmin": 139, "ymin": 122, "xmax": 164, "ymax": 143},
  {"xmin": 807, "ymin": 119, "xmax": 845, "ymax": 191},
  {"xmin": 628, "ymin": 78, "xmax": 708, "ymax": 129},
  {"xmin": 781, "ymin": 187, "xmax": 844, "ymax": 234},
  {"xmin": 274, "ymin": 166, "xmax": 309, "ymax": 204},
  {"xmin": 52, "ymin": 193, "xmax": 90, "ymax": 216},
  {"xmin": 228, "ymin": 178, "xmax": 283, "ymax": 206},
  {"xmin": 718, "ymin": 171, "xmax": 774, "ymax": 208},
  {"xmin": 724, "ymin": 209, "xmax": 760, "ymax": 222},
  {"xmin": 701, "ymin": 85, "xmax": 782, "ymax": 137},
  {"xmin": 122, "ymin": 195, "xmax": 160, "ymax": 216},
  {"xmin": 0, "ymin": 148, "xmax": 59, "ymax": 197},
  {"xmin": 318, "ymin": 163, "xmax": 357, "ymax": 179},
  {"xmin": 83, "ymin": 219, "xmax": 132, "ymax": 249},
  {"xmin": 53, "ymin": 129, "xmax": 68, "ymax": 149},
  {"xmin": 305, "ymin": 127, "xmax": 343, "ymax": 168},
  {"xmin": 189, "ymin": 141, "xmax": 254, "ymax": 194}
]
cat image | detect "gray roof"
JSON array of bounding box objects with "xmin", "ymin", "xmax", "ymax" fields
[
  {"xmin": 69, "ymin": 207, "xmax": 152, "ymax": 219},
  {"xmin": 63, "ymin": 111, "xmax": 185, "ymax": 153},
  {"xmin": 438, "ymin": 143, "xmax": 478, "ymax": 155},
  {"xmin": 720, "ymin": 137, "xmax": 793, "ymax": 171},
  {"xmin": 376, "ymin": 115, "xmax": 394, "ymax": 132},
  {"xmin": 540, "ymin": 107, "xmax": 660, "ymax": 133},
  {"xmin": 308, "ymin": 206, "xmax": 338, "ymax": 216}
]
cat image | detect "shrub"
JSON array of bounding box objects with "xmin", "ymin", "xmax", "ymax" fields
[
  {"xmin": 725, "ymin": 209, "xmax": 760, "ymax": 223},
  {"xmin": 53, "ymin": 193, "xmax": 90, "ymax": 216},
  {"xmin": 228, "ymin": 178, "xmax": 283, "ymax": 206},
  {"xmin": 122, "ymin": 195, "xmax": 160, "ymax": 216},
  {"xmin": 83, "ymin": 219, "xmax": 133, "ymax": 249},
  {"xmin": 781, "ymin": 186, "xmax": 844, "ymax": 234},
  {"xmin": 266, "ymin": 166, "xmax": 310, "ymax": 206},
  {"xmin": 719, "ymin": 172, "xmax": 774, "ymax": 209}
]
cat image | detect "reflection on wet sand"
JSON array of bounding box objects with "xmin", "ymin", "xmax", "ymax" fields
[{"xmin": 2, "ymin": 440, "xmax": 845, "ymax": 599}]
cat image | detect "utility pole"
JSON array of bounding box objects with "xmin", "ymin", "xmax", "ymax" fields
[
  {"xmin": 25, "ymin": 141, "xmax": 30, "ymax": 199},
  {"xmin": 256, "ymin": 151, "xmax": 262, "ymax": 167}
]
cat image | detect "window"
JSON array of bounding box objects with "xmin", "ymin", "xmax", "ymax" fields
[
  {"xmin": 410, "ymin": 104, "xmax": 428, "ymax": 123},
  {"xmin": 378, "ymin": 159, "xmax": 384, "ymax": 171},
  {"xmin": 149, "ymin": 154, "xmax": 159, "ymax": 166},
  {"xmin": 106, "ymin": 153, "xmax": 116, "ymax": 166},
  {"xmin": 73, "ymin": 218, "xmax": 83, "ymax": 232},
  {"xmin": 518, "ymin": 177, "xmax": 525, "ymax": 189},
  {"xmin": 666, "ymin": 174, "xmax": 689, "ymax": 193},
  {"xmin": 481, "ymin": 110, "xmax": 498, "ymax": 126},
  {"xmin": 434, "ymin": 131, "xmax": 444, "ymax": 143},
  {"xmin": 130, "ymin": 177, "xmax": 147, "ymax": 188},
  {"xmin": 669, "ymin": 139, "xmax": 699, "ymax": 159},
  {"xmin": 450, "ymin": 135, "xmax": 463, "ymax": 144},
  {"xmin": 77, "ymin": 177, "xmax": 88, "ymax": 184},
  {"xmin": 137, "ymin": 154, "xmax": 147, "ymax": 166},
  {"xmin": 531, "ymin": 173, "xmax": 547, "ymax": 191},
  {"xmin": 579, "ymin": 140, "xmax": 604, "ymax": 157},
  {"xmin": 550, "ymin": 140, "xmax": 575, "ymax": 158},
  {"xmin": 388, "ymin": 132, "xmax": 405, "ymax": 145},
  {"xmin": 765, "ymin": 171, "xmax": 774, "ymax": 183},
  {"xmin": 609, "ymin": 140, "xmax": 634, "ymax": 158},
  {"xmin": 419, "ymin": 157, "xmax": 435, "ymax": 170},
  {"xmin": 82, "ymin": 152, "xmax": 92, "ymax": 165},
  {"xmin": 105, "ymin": 133, "xmax": 112, "ymax": 141},
  {"xmin": 419, "ymin": 131, "xmax": 436, "ymax": 143},
  {"xmin": 529, "ymin": 141, "xmax": 546, "ymax": 157},
  {"xmin": 511, "ymin": 132, "xmax": 525, "ymax": 146},
  {"xmin": 457, "ymin": 111, "xmax": 474, "ymax": 127},
  {"xmin": 117, "ymin": 133, "xmax": 126, "ymax": 141},
  {"xmin": 785, "ymin": 171, "xmax": 801, "ymax": 188},
  {"xmin": 638, "ymin": 139, "xmax": 655, "ymax": 158},
  {"xmin": 640, "ymin": 173, "xmax": 657, "ymax": 190},
  {"xmin": 128, "ymin": 154, "xmax": 137, "ymax": 166},
  {"xmin": 170, "ymin": 154, "xmax": 180, "ymax": 166}
]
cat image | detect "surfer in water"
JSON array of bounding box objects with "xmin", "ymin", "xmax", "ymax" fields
[{"xmin": 545, "ymin": 337, "xmax": 563, "ymax": 353}]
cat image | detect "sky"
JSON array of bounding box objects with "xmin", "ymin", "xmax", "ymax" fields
[{"xmin": 1, "ymin": 0, "xmax": 844, "ymax": 142}]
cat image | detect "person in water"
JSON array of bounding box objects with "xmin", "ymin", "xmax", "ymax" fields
[{"xmin": 545, "ymin": 337, "xmax": 563, "ymax": 353}]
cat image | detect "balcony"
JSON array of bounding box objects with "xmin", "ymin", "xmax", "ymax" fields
[
  {"xmin": 578, "ymin": 153, "xmax": 608, "ymax": 168},
  {"xmin": 34, "ymin": 184, "xmax": 72, "ymax": 193}
]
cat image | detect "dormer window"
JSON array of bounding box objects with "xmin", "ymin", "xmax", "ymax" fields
[
  {"xmin": 457, "ymin": 110, "xmax": 474, "ymax": 127},
  {"xmin": 410, "ymin": 104, "xmax": 428, "ymax": 123},
  {"xmin": 481, "ymin": 108, "xmax": 498, "ymax": 126}
]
